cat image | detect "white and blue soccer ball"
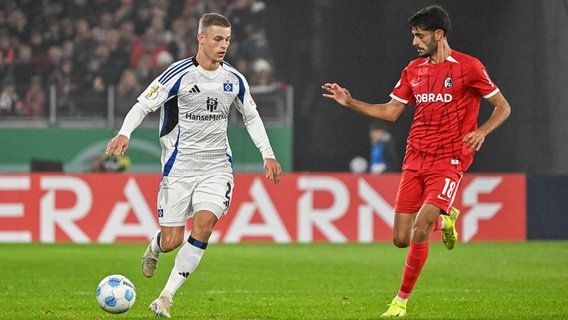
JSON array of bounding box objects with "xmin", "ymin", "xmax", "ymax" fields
[{"xmin": 96, "ymin": 274, "xmax": 136, "ymax": 314}]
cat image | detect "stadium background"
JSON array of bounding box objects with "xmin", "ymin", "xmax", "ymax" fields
[{"xmin": 0, "ymin": 0, "xmax": 567, "ymax": 241}]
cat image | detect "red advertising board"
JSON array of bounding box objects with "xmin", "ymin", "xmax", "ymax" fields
[{"xmin": 0, "ymin": 173, "xmax": 526, "ymax": 243}]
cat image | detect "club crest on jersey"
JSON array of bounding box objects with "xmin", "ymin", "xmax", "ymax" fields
[
  {"xmin": 223, "ymin": 82, "xmax": 233, "ymax": 92},
  {"xmin": 444, "ymin": 77, "xmax": 453, "ymax": 88},
  {"xmin": 145, "ymin": 85, "xmax": 159, "ymax": 100}
]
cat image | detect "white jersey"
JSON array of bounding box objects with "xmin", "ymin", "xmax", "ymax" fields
[{"xmin": 118, "ymin": 57, "xmax": 275, "ymax": 177}]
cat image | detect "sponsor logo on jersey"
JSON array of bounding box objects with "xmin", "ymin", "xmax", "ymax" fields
[
  {"xmin": 410, "ymin": 78, "xmax": 423, "ymax": 87},
  {"xmin": 145, "ymin": 85, "xmax": 159, "ymax": 100},
  {"xmin": 223, "ymin": 82, "xmax": 233, "ymax": 92},
  {"xmin": 185, "ymin": 113, "xmax": 228, "ymax": 121},
  {"xmin": 444, "ymin": 77, "xmax": 453, "ymax": 88},
  {"xmin": 206, "ymin": 97, "xmax": 219, "ymax": 112},
  {"xmin": 414, "ymin": 93, "xmax": 453, "ymax": 103}
]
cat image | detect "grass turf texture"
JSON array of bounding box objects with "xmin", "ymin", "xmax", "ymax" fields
[{"xmin": 1, "ymin": 242, "xmax": 567, "ymax": 319}]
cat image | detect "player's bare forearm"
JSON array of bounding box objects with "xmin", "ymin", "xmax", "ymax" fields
[
  {"xmin": 463, "ymin": 92, "xmax": 511, "ymax": 151},
  {"xmin": 322, "ymin": 83, "xmax": 405, "ymax": 122},
  {"xmin": 480, "ymin": 92, "xmax": 511, "ymax": 134},
  {"xmin": 346, "ymin": 98, "xmax": 405, "ymax": 123}
]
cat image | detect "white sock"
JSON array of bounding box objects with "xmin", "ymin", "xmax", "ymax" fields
[
  {"xmin": 394, "ymin": 295, "xmax": 408, "ymax": 303},
  {"xmin": 150, "ymin": 230, "xmax": 164, "ymax": 253},
  {"xmin": 163, "ymin": 238, "xmax": 205, "ymax": 295}
]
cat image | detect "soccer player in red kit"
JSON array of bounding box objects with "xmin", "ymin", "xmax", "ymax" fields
[{"xmin": 322, "ymin": 5, "xmax": 511, "ymax": 317}]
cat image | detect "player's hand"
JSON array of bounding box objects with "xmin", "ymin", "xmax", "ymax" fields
[
  {"xmin": 322, "ymin": 83, "xmax": 352, "ymax": 107},
  {"xmin": 463, "ymin": 128, "xmax": 487, "ymax": 151},
  {"xmin": 106, "ymin": 134, "xmax": 130, "ymax": 156},
  {"xmin": 264, "ymin": 158, "xmax": 281, "ymax": 185}
]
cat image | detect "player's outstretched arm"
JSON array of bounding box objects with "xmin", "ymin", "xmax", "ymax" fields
[
  {"xmin": 264, "ymin": 158, "xmax": 281, "ymax": 185},
  {"xmin": 322, "ymin": 83, "xmax": 406, "ymax": 122},
  {"xmin": 106, "ymin": 134, "xmax": 130, "ymax": 156}
]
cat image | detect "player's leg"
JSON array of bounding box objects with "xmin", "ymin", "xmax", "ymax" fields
[
  {"xmin": 142, "ymin": 226, "xmax": 185, "ymax": 277},
  {"xmin": 427, "ymin": 170, "xmax": 463, "ymax": 250},
  {"xmin": 142, "ymin": 176, "xmax": 190, "ymax": 278},
  {"xmin": 382, "ymin": 203, "xmax": 440, "ymax": 317},
  {"xmin": 162, "ymin": 209, "xmax": 218, "ymax": 296},
  {"xmin": 382, "ymin": 170, "xmax": 464, "ymax": 316},
  {"xmin": 392, "ymin": 211, "xmax": 417, "ymax": 248},
  {"xmin": 149, "ymin": 210, "xmax": 218, "ymax": 318},
  {"xmin": 381, "ymin": 170, "xmax": 422, "ymax": 317},
  {"xmin": 149, "ymin": 173, "xmax": 233, "ymax": 318},
  {"xmin": 391, "ymin": 169, "xmax": 423, "ymax": 248}
]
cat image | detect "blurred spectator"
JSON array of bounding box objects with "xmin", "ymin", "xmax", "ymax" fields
[
  {"xmin": 47, "ymin": 59, "xmax": 78, "ymax": 116},
  {"xmin": 72, "ymin": 18, "xmax": 96, "ymax": 71},
  {"xmin": 0, "ymin": 0, "xmax": 278, "ymax": 118},
  {"xmin": 91, "ymin": 12, "xmax": 114, "ymax": 43},
  {"xmin": 130, "ymin": 26, "xmax": 169, "ymax": 70},
  {"xmin": 115, "ymin": 68, "xmax": 142, "ymax": 117},
  {"xmin": 0, "ymin": 83, "xmax": 21, "ymax": 116},
  {"xmin": 155, "ymin": 50, "xmax": 173, "ymax": 74},
  {"xmin": 0, "ymin": 32, "xmax": 16, "ymax": 66},
  {"xmin": 227, "ymin": 0, "xmax": 267, "ymax": 40},
  {"xmin": 235, "ymin": 25, "xmax": 273, "ymax": 70},
  {"xmin": 28, "ymin": 30, "xmax": 49, "ymax": 68},
  {"xmin": 89, "ymin": 154, "xmax": 104, "ymax": 172},
  {"xmin": 90, "ymin": 153, "xmax": 131, "ymax": 172},
  {"xmin": 4, "ymin": 8, "xmax": 30, "ymax": 39},
  {"xmin": 167, "ymin": 18, "xmax": 196, "ymax": 60},
  {"xmin": 134, "ymin": 53, "xmax": 155, "ymax": 85},
  {"xmin": 0, "ymin": 50, "xmax": 14, "ymax": 88},
  {"xmin": 132, "ymin": 5, "xmax": 153, "ymax": 35},
  {"xmin": 249, "ymin": 58, "xmax": 274, "ymax": 87},
  {"xmin": 118, "ymin": 20, "xmax": 137, "ymax": 50},
  {"xmin": 84, "ymin": 74, "xmax": 107, "ymax": 117},
  {"xmin": 368, "ymin": 122, "xmax": 400, "ymax": 174},
  {"xmin": 18, "ymin": 75, "xmax": 46, "ymax": 116},
  {"xmin": 12, "ymin": 44, "xmax": 39, "ymax": 97},
  {"xmin": 106, "ymin": 28, "xmax": 131, "ymax": 82}
]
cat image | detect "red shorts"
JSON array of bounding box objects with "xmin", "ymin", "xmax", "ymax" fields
[{"xmin": 394, "ymin": 168, "xmax": 463, "ymax": 214}]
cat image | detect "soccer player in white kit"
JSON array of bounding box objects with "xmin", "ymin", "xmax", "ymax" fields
[{"xmin": 106, "ymin": 13, "xmax": 281, "ymax": 318}]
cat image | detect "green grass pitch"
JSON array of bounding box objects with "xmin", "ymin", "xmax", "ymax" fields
[{"xmin": 1, "ymin": 241, "xmax": 567, "ymax": 319}]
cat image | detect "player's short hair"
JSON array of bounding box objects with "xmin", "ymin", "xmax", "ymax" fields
[
  {"xmin": 198, "ymin": 13, "xmax": 231, "ymax": 34},
  {"xmin": 408, "ymin": 5, "xmax": 451, "ymax": 36}
]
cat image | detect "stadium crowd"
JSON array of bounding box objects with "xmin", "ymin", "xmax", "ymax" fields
[{"xmin": 0, "ymin": 0, "xmax": 276, "ymax": 118}]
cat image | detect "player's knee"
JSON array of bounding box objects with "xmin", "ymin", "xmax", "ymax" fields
[
  {"xmin": 411, "ymin": 227, "xmax": 430, "ymax": 243},
  {"xmin": 393, "ymin": 237, "xmax": 410, "ymax": 248}
]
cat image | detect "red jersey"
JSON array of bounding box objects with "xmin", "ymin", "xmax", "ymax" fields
[{"xmin": 390, "ymin": 50, "xmax": 499, "ymax": 172}]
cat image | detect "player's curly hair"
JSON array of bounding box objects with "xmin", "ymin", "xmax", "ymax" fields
[{"xmin": 408, "ymin": 5, "xmax": 451, "ymax": 36}]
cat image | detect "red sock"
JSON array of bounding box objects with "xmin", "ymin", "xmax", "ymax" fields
[{"xmin": 397, "ymin": 241, "xmax": 429, "ymax": 299}]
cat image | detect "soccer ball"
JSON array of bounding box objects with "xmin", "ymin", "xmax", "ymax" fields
[{"xmin": 96, "ymin": 274, "xmax": 136, "ymax": 314}]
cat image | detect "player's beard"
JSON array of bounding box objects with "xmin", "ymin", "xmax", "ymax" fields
[{"xmin": 418, "ymin": 41, "xmax": 437, "ymax": 58}]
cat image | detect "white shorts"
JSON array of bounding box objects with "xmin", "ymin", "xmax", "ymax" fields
[{"xmin": 157, "ymin": 172, "xmax": 234, "ymax": 227}]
